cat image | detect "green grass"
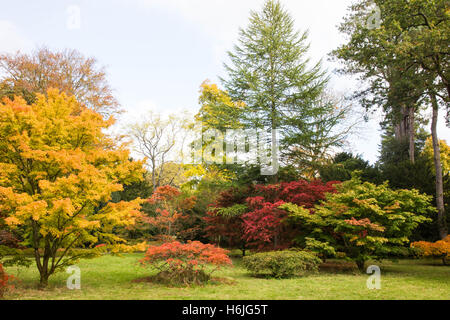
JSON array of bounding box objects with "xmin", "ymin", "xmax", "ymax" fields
[{"xmin": 3, "ymin": 254, "xmax": 450, "ymax": 300}]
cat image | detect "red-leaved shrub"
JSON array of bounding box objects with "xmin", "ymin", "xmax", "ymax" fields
[
  {"xmin": 140, "ymin": 241, "xmax": 232, "ymax": 285},
  {"xmin": 205, "ymin": 180, "xmax": 339, "ymax": 252},
  {"xmin": 0, "ymin": 263, "xmax": 14, "ymax": 299}
]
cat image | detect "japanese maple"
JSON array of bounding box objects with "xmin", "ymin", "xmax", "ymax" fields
[
  {"xmin": 143, "ymin": 185, "xmax": 196, "ymax": 241},
  {"xmin": 281, "ymin": 177, "xmax": 434, "ymax": 271},
  {"xmin": 0, "ymin": 89, "xmax": 145, "ymax": 288},
  {"xmin": 0, "ymin": 263, "xmax": 14, "ymax": 299},
  {"xmin": 140, "ymin": 241, "xmax": 232, "ymax": 285},
  {"xmin": 205, "ymin": 180, "xmax": 338, "ymax": 252}
]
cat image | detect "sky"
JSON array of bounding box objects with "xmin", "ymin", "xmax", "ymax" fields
[{"xmin": 0, "ymin": 0, "xmax": 448, "ymax": 164}]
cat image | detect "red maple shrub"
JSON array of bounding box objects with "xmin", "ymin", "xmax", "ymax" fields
[
  {"xmin": 141, "ymin": 186, "xmax": 197, "ymax": 242},
  {"xmin": 140, "ymin": 241, "xmax": 232, "ymax": 285},
  {"xmin": 205, "ymin": 180, "xmax": 339, "ymax": 252},
  {"xmin": 242, "ymin": 197, "xmax": 290, "ymax": 250},
  {"xmin": 0, "ymin": 263, "xmax": 14, "ymax": 299},
  {"xmin": 204, "ymin": 186, "xmax": 252, "ymax": 254}
]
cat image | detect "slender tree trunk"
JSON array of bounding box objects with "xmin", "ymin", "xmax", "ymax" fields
[
  {"xmin": 356, "ymin": 259, "xmax": 366, "ymax": 273},
  {"xmin": 430, "ymin": 93, "xmax": 448, "ymax": 239},
  {"xmin": 151, "ymin": 159, "xmax": 156, "ymax": 190},
  {"xmin": 271, "ymin": 125, "xmax": 279, "ymax": 183},
  {"xmin": 408, "ymin": 106, "xmax": 415, "ymax": 164}
]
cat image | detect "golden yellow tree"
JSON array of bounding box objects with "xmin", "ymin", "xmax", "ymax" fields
[
  {"xmin": 0, "ymin": 89, "xmax": 145, "ymax": 288},
  {"xmin": 423, "ymin": 138, "xmax": 450, "ymax": 176}
]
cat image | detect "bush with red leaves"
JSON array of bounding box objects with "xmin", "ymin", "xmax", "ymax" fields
[
  {"xmin": 140, "ymin": 241, "xmax": 232, "ymax": 285},
  {"xmin": 0, "ymin": 263, "xmax": 14, "ymax": 299},
  {"xmin": 205, "ymin": 180, "xmax": 339, "ymax": 252},
  {"xmin": 204, "ymin": 186, "xmax": 252, "ymax": 253}
]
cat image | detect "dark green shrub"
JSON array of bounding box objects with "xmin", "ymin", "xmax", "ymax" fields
[{"xmin": 242, "ymin": 250, "xmax": 322, "ymax": 278}]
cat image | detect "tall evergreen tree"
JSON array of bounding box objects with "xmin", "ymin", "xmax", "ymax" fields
[{"xmin": 222, "ymin": 0, "xmax": 329, "ymax": 180}]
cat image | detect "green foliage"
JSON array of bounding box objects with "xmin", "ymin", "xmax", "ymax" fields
[
  {"xmin": 211, "ymin": 204, "xmax": 248, "ymax": 219},
  {"xmin": 223, "ymin": 0, "xmax": 334, "ymax": 174},
  {"xmin": 111, "ymin": 170, "xmax": 153, "ymax": 203},
  {"xmin": 281, "ymin": 177, "xmax": 435, "ymax": 271},
  {"xmin": 0, "ymin": 246, "xmax": 31, "ymax": 268},
  {"xmin": 242, "ymin": 250, "xmax": 322, "ymax": 278},
  {"xmin": 304, "ymin": 238, "xmax": 336, "ymax": 259},
  {"xmin": 378, "ymin": 132, "xmax": 449, "ymax": 241},
  {"xmin": 319, "ymin": 152, "xmax": 382, "ymax": 184}
]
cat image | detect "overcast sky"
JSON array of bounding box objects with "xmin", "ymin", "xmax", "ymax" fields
[{"xmin": 0, "ymin": 0, "xmax": 448, "ymax": 163}]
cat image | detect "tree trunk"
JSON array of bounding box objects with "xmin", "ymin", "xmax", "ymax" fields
[
  {"xmin": 430, "ymin": 93, "xmax": 448, "ymax": 239},
  {"xmin": 394, "ymin": 104, "xmax": 415, "ymax": 163},
  {"xmin": 356, "ymin": 259, "xmax": 366, "ymax": 273},
  {"xmin": 39, "ymin": 273, "xmax": 49, "ymax": 289},
  {"xmin": 408, "ymin": 106, "xmax": 415, "ymax": 163},
  {"xmin": 36, "ymin": 240, "xmax": 54, "ymax": 290},
  {"xmin": 271, "ymin": 126, "xmax": 278, "ymax": 183}
]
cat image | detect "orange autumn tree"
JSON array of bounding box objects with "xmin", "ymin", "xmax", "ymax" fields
[
  {"xmin": 144, "ymin": 186, "xmax": 196, "ymax": 242},
  {"xmin": 0, "ymin": 89, "xmax": 145, "ymax": 288}
]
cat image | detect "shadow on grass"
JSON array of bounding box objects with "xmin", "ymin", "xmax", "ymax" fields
[
  {"xmin": 131, "ymin": 275, "xmax": 237, "ymax": 288},
  {"xmin": 318, "ymin": 261, "xmax": 360, "ymax": 274}
]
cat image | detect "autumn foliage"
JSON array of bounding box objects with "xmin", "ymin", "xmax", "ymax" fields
[
  {"xmin": 142, "ymin": 185, "xmax": 196, "ymax": 242},
  {"xmin": 140, "ymin": 241, "xmax": 232, "ymax": 285},
  {"xmin": 412, "ymin": 236, "xmax": 450, "ymax": 265},
  {"xmin": 281, "ymin": 177, "xmax": 435, "ymax": 271},
  {"xmin": 0, "ymin": 89, "xmax": 145, "ymax": 287},
  {"xmin": 0, "ymin": 263, "xmax": 14, "ymax": 299},
  {"xmin": 0, "ymin": 48, "xmax": 120, "ymax": 117},
  {"xmin": 205, "ymin": 180, "xmax": 338, "ymax": 252},
  {"xmin": 242, "ymin": 180, "xmax": 338, "ymax": 251}
]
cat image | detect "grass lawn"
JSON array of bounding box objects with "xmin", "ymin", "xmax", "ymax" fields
[{"xmin": 3, "ymin": 254, "xmax": 449, "ymax": 300}]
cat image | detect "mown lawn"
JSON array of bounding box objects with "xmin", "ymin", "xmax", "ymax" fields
[{"xmin": 3, "ymin": 254, "xmax": 449, "ymax": 300}]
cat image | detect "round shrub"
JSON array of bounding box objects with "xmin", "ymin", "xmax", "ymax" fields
[
  {"xmin": 140, "ymin": 241, "xmax": 232, "ymax": 286},
  {"xmin": 242, "ymin": 250, "xmax": 322, "ymax": 278}
]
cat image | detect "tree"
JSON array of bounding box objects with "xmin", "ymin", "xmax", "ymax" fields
[
  {"xmin": 142, "ymin": 185, "xmax": 196, "ymax": 242},
  {"xmin": 204, "ymin": 186, "xmax": 251, "ymax": 255},
  {"xmin": 140, "ymin": 241, "xmax": 232, "ymax": 286},
  {"xmin": 130, "ymin": 111, "xmax": 191, "ymax": 189},
  {"xmin": 242, "ymin": 180, "xmax": 338, "ymax": 251},
  {"xmin": 195, "ymin": 80, "xmax": 245, "ymax": 132},
  {"xmin": 0, "ymin": 47, "xmax": 120, "ymax": 117},
  {"xmin": 319, "ymin": 152, "xmax": 382, "ymax": 184},
  {"xmin": 282, "ymin": 91, "xmax": 364, "ymax": 179},
  {"xmin": 204, "ymin": 180, "xmax": 338, "ymax": 253},
  {"xmin": 423, "ymin": 138, "xmax": 450, "ymax": 179},
  {"xmin": 222, "ymin": 0, "xmax": 330, "ymax": 181},
  {"xmin": 332, "ymin": 0, "xmax": 449, "ymax": 238},
  {"xmin": 281, "ymin": 177, "xmax": 434, "ymax": 271},
  {"xmin": 0, "ymin": 89, "xmax": 145, "ymax": 288}
]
